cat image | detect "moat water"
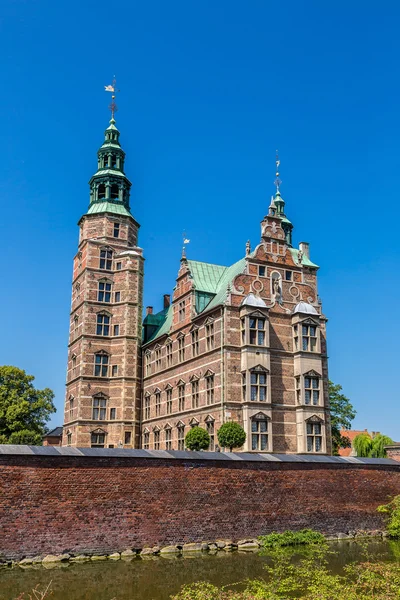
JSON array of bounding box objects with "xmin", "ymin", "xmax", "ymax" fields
[{"xmin": 1, "ymin": 540, "xmax": 399, "ymax": 600}]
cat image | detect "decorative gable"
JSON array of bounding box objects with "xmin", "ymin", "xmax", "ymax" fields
[
  {"xmin": 204, "ymin": 414, "xmax": 215, "ymax": 423},
  {"xmin": 306, "ymin": 415, "xmax": 324, "ymax": 423},
  {"xmin": 251, "ymin": 412, "xmax": 270, "ymax": 421},
  {"xmin": 204, "ymin": 369, "xmax": 215, "ymax": 378},
  {"xmin": 250, "ymin": 364, "xmax": 269, "ymax": 373},
  {"xmin": 303, "ymin": 369, "xmax": 321, "ymax": 378}
]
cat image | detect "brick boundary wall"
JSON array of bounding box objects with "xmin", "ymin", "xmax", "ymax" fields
[
  {"xmin": 386, "ymin": 445, "xmax": 400, "ymax": 462},
  {"xmin": 1, "ymin": 447, "xmax": 400, "ymax": 561}
]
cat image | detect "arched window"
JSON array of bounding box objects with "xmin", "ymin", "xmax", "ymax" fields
[
  {"xmin": 110, "ymin": 184, "xmax": 119, "ymax": 200},
  {"xmin": 98, "ymin": 184, "xmax": 106, "ymax": 200}
]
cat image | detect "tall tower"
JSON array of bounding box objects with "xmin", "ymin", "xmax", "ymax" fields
[{"xmin": 62, "ymin": 112, "xmax": 144, "ymax": 448}]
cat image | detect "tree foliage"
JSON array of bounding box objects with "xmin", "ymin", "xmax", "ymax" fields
[
  {"xmin": 0, "ymin": 366, "xmax": 55, "ymax": 445},
  {"xmin": 329, "ymin": 380, "xmax": 356, "ymax": 455},
  {"xmin": 353, "ymin": 432, "xmax": 394, "ymax": 458},
  {"xmin": 184, "ymin": 427, "xmax": 210, "ymax": 451},
  {"xmin": 217, "ymin": 421, "xmax": 246, "ymax": 452},
  {"xmin": 378, "ymin": 495, "xmax": 400, "ymax": 538}
]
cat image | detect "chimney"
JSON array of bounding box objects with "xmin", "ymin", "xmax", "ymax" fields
[
  {"xmin": 299, "ymin": 242, "xmax": 310, "ymax": 259},
  {"xmin": 146, "ymin": 306, "xmax": 153, "ymax": 315},
  {"xmin": 163, "ymin": 294, "xmax": 171, "ymax": 309}
]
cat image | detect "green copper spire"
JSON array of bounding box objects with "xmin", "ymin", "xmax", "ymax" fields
[
  {"xmin": 86, "ymin": 115, "xmax": 133, "ymax": 218},
  {"xmin": 273, "ymin": 152, "xmax": 293, "ymax": 246}
]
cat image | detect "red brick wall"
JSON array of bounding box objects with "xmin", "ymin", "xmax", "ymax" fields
[
  {"xmin": 1, "ymin": 454, "xmax": 399, "ymax": 561},
  {"xmin": 386, "ymin": 447, "xmax": 400, "ymax": 462}
]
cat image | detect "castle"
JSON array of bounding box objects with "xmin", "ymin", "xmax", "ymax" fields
[{"xmin": 62, "ymin": 113, "xmax": 331, "ymax": 454}]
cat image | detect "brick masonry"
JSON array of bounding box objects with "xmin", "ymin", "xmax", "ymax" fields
[{"xmin": 1, "ymin": 448, "xmax": 399, "ymax": 561}]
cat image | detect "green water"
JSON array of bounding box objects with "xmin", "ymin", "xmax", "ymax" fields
[{"xmin": 1, "ymin": 540, "xmax": 399, "ymax": 600}]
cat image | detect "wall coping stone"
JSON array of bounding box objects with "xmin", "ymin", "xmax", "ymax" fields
[{"xmin": 0, "ymin": 445, "xmax": 399, "ymax": 466}]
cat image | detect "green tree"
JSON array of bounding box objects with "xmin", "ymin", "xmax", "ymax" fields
[
  {"xmin": 370, "ymin": 434, "xmax": 394, "ymax": 458},
  {"xmin": 0, "ymin": 366, "xmax": 55, "ymax": 445},
  {"xmin": 353, "ymin": 432, "xmax": 394, "ymax": 458},
  {"xmin": 352, "ymin": 432, "xmax": 373, "ymax": 457},
  {"xmin": 184, "ymin": 427, "xmax": 210, "ymax": 451},
  {"xmin": 217, "ymin": 421, "xmax": 246, "ymax": 452},
  {"xmin": 329, "ymin": 380, "xmax": 356, "ymax": 455}
]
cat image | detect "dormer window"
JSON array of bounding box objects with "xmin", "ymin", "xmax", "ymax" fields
[{"xmin": 302, "ymin": 323, "xmax": 317, "ymax": 351}]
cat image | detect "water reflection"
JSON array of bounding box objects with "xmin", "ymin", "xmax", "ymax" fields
[{"xmin": 1, "ymin": 540, "xmax": 398, "ymax": 600}]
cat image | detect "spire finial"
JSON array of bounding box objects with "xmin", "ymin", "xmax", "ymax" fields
[
  {"xmin": 105, "ymin": 76, "xmax": 119, "ymax": 121},
  {"xmin": 274, "ymin": 150, "xmax": 281, "ymax": 193},
  {"xmin": 182, "ymin": 232, "xmax": 190, "ymax": 259}
]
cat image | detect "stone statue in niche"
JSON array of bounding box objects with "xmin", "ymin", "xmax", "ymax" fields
[
  {"xmin": 298, "ymin": 250, "xmax": 303, "ymax": 265},
  {"xmin": 271, "ymin": 273, "xmax": 283, "ymax": 304}
]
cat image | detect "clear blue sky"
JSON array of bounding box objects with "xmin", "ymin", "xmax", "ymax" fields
[{"xmin": 1, "ymin": 0, "xmax": 399, "ymax": 439}]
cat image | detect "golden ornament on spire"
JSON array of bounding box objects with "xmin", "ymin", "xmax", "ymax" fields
[{"xmin": 105, "ymin": 76, "xmax": 119, "ymax": 119}]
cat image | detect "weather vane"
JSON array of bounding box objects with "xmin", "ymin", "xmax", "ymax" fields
[
  {"xmin": 182, "ymin": 231, "xmax": 190, "ymax": 258},
  {"xmin": 274, "ymin": 150, "xmax": 282, "ymax": 192},
  {"xmin": 104, "ymin": 76, "xmax": 119, "ymax": 119}
]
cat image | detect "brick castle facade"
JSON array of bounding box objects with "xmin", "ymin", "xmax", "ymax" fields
[{"xmin": 63, "ymin": 115, "xmax": 331, "ymax": 454}]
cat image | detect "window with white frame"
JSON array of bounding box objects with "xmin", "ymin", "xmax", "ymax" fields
[
  {"xmin": 295, "ymin": 376, "xmax": 301, "ymax": 403},
  {"xmin": 301, "ymin": 323, "xmax": 317, "ymax": 352},
  {"xmin": 178, "ymin": 383, "xmax": 185, "ymax": 411},
  {"xmin": 98, "ymin": 281, "xmax": 112, "ymax": 302},
  {"xmin": 177, "ymin": 424, "xmax": 185, "ymax": 450},
  {"xmin": 92, "ymin": 395, "xmax": 107, "ymax": 420},
  {"xmin": 178, "ymin": 336, "xmax": 185, "ymax": 362},
  {"xmin": 155, "ymin": 347, "xmax": 162, "ymax": 371},
  {"xmin": 242, "ymin": 373, "xmax": 246, "ymax": 400},
  {"xmin": 73, "ymin": 315, "xmax": 79, "ymax": 337},
  {"xmin": 94, "ymin": 352, "xmax": 109, "ymax": 377},
  {"xmin": 307, "ymin": 421, "xmax": 323, "ymax": 452},
  {"xmin": 155, "ymin": 390, "xmax": 161, "ymax": 416},
  {"xmin": 144, "ymin": 394, "xmax": 151, "ymax": 420},
  {"xmin": 154, "ymin": 429, "xmax": 160, "ymax": 450},
  {"xmin": 206, "ymin": 321, "xmax": 214, "ymax": 351},
  {"xmin": 178, "ymin": 301, "xmax": 185, "ymax": 321},
  {"xmin": 251, "ymin": 416, "xmax": 269, "ymax": 451},
  {"xmin": 206, "ymin": 374, "xmax": 214, "ymax": 405},
  {"xmin": 250, "ymin": 370, "xmax": 267, "ymax": 401},
  {"xmin": 249, "ymin": 317, "xmax": 265, "ymax": 345},
  {"xmin": 166, "ymin": 388, "xmax": 172, "ymax": 414},
  {"xmin": 165, "ymin": 427, "xmax": 172, "ymax": 450},
  {"xmin": 67, "ymin": 432, "xmax": 72, "ymax": 446},
  {"xmin": 96, "ymin": 313, "xmax": 110, "ymax": 336},
  {"xmin": 91, "ymin": 431, "xmax": 105, "ymax": 448},
  {"xmin": 304, "ymin": 375, "xmax": 320, "ymax": 405},
  {"xmin": 145, "ymin": 351, "xmax": 151, "ymax": 376},
  {"xmin": 69, "ymin": 396, "xmax": 74, "ymax": 419},
  {"xmin": 191, "ymin": 379, "xmax": 199, "ymax": 408},
  {"xmin": 206, "ymin": 418, "xmax": 215, "ymax": 450},
  {"xmin": 99, "ymin": 248, "xmax": 112, "ymax": 270},
  {"xmin": 192, "ymin": 328, "xmax": 199, "ymax": 356},
  {"xmin": 166, "ymin": 341, "xmax": 173, "ymax": 366},
  {"xmin": 143, "ymin": 431, "xmax": 150, "ymax": 449}
]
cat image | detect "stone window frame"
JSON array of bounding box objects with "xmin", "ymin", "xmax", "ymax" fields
[
  {"xmin": 190, "ymin": 374, "xmax": 200, "ymax": 408},
  {"xmin": 165, "ymin": 384, "xmax": 173, "ymax": 415},
  {"xmin": 113, "ymin": 222, "xmax": 120, "ymax": 239},
  {"xmin": 92, "ymin": 392, "xmax": 108, "ymax": 421},
  {"xmin": 164, "ymin": 423, "xmax": 172, "ymax": 450},
  {"xmin": 204, "ymin": 369, "xmax": 215, "ymax": 405},
  {"xmin": 250, "ymin": 412, "xmax": 271, "ymax": 452},
  {"xmin": 66, "ymin": 430, "xmax": 72, "ymax": 446},
  {"xmin": 94, "ymin": 350, "xmax": 110, "ymax": 377},
  {"xmin": 73, "ymin": 314, "xmax": 79, "ymax": 338},
  {"xmin": 189, "ymin": 417, "xmax": 199, "ymax": 428},
  {"xmin": 176, "ymin": 420, "xmax": 185, "ymax": 450},
  {"xmin": 178, "ymin": 300, "xmax": 185, "ymax": 322},
  {"xmin": 205, "ymin": 318, "xmax": 215, "ymax": 351},
  {"xmin": 242, "ymin": 365, "xmax": 270, "ymax": 404},
  {"xmin": 154, "ymin": 344, "xmax": 162, "ymax": 372},
  {"xmin": 205, "ymin": 415, "xmax": 215, "ymax": 451},
  {"xmin": 153, "ymin": 426, "xmax": 160, "ymax": 450},
  {"xmin": 154, "ymin": 387, "xmax": 161, "ymax": 416},
  {"xmin": 177, "ymin": 333, "xmax": 185, "ymax": 363},
  {"xmin": 143, "ymin": 428, "xmax": 150, "ymax": 449},
  {"xmin": 144, "ymin": 392, "xmax": 151, "ymax": 420},
  {"xmin": 166, "ymin": 338, "xmax": 173, "ymax": 367},
  {"xmin": 68, "ymin": 395, "xmax": 74, "ymax": 420},
  {"xmin": 240, "ymin": 310, "xmax": 268, "ymax": 347},
  {"xmin": 96, "ymin": 310, "xmax": 112, "ymax": 336},
  {"xmin": 144, "ymin": 350, "xmax": 152, "ymax": 377},
  {"xmin": 305, "ymin": 415, "xmax": 324, "ymax": 453},
  {"xmin": 177, "ymin": 379, "xmax": 185, "ymax": 412},
  {"xmin": 99, "ymin": 247, "xmax": 113, "ymax": 271},
  {"xmin": 293, "ymin": 317, "xmax": 320, "ymax": 354},
  {"xmin": 296, "ymin": 370, "xmax": 322, "ymax": 406},
  {"xmin": 97, "ymin": 278, "xmax": 112, "ymax": 303},
  {"xmin": 191, "ymin": 325, "xmax": 200, "ymax": 357},
  {"xmin": 90, "ymin": 427, "xmax": 106, "ymax": 448}
]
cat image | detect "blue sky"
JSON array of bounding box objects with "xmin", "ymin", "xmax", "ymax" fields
[{"xmin": 1, "ymin": 0, "xmax": 399, "ymax": 438}]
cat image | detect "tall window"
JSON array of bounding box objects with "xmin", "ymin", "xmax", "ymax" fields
[
  {"xmin": 301, "ymin": 324, "xmax": 317, "ymax": 352},
  {"xmin": 98, "ymin": 281, "xmax": 111, "ymax": 302},
  {"xmin": 99, "ymin": 249, "xmax": 112, "ymax": 270},
  {"xmin": 249, "ymin": 317, "xmax": 265, "ymax": 345},
  {"xmin": 178, "ymin": 383, "xmax": 185, "ymax": 412},
  {"xmin": 67, "ymin": 433, "xmax": 72, "ymax": 446},
  {"xmin": 110, "ymin": 408, "xmax": 116, "ymax": 420},
  {"xmin": 143, "ymin": 431, "xmax": 150, "ymax": 449},
  {"xmin": 206, "ymin": 322, "xmax": 214, "ymax": 351},
  {"xmin": 250, "ymin": 371, "xmax": 267, "ymax": 401},
  {"xmin": 177, "ymin": 425, "xmax": 185, "ymax": 450},
  {"xmin": 165, "ymin": 427, "xmax": 172, "ymax": 450},
  {"xmin": 178, "ymin": 301, "xmax": 185, "ymax": 321},
  {"xmin": 206, "ymin": 375, "xmax": 214, "ymax": 405},
  {"xmin": 154, "ymin": 430, "xmax": 160, "ymax": 450},
  {"xmin": 96, "ymin": 313, "xmax": 110, "ymax": 336},
  {"xmin": 98, "ymin": 184, "xmax": 106, "ymax": 199},
  {"xmin": 92, "ymin": 395, "xmax": 107, "ymax": 420},
  {"xmin": 178, "ymin": 336, "xmax": 185, "ymax": 362},
  {"xmin": 124, "ymin": 431, "xmax": 132, "ymax": 445},
  {"xmin": 69, "ymin": 396, "xmax": 74, "ymax": 419},
  {"xmin": 91, "ymin": 432, "xmax": 105, "ymax": 448},
  {"xmin": 73, "ymin": 315, "xmax": 79, "ymax": 338},
  {"xmin": 114, "ymin": 291, "xmax": 121, "ymax": 302},
  {"xmin": 304, "ymin": 376, "xmax": 320, "ymax": 405},
  {"xmin": 206, "ymin": 420, "xmax": 215, "ymax": 450},
  {"xmin": 155, "ymin": 347, "xmax": 162, "ymax": 371},
  {"xmin": 113, "ymin": 223, "xmax": 120, "ymax": 238},
  {"xmin": 251, "ymin": 418, "xmax": 268, "ymax": 451},
  {"xmin": 144, "ymin": 395, "xmax": 151, "ymax": 420},
  {"xmin": 258, "ymin": 266, "xmax": 266, "ymax": 277},
  {"xmin": 191, "ymin": 329, "xmax": 199, "ymax": 356},
  {"xmin": 191, "ymin": 380, "xmax": 199, "ymax": 408},
  {"xmin": 113, "ymin": 324, "xmax": 119, "ymax": 336},
  {"xmin": 307, "ymin": 422, "xmax": 322, "ymax": 452},
  {"xmin": 166, "ymin": 388, "xmax": 172, "ymax": 414},
  {"xmin": 145, "ymin": 352, "xmax": 151, "ymax": 376},
  {"xmin": 295, "ymin": 376, "xmax": 301, "ymax": 404},
  {"xmin": 241, "ymin": 318, "xmax": 246, "ymax": 344},
  {"xmin": 242, "ymin": 373, "xmax": 246, "ymax": 400},
  {"xmin": 166, "ymin": 342, "xmax": 173, "ymax": 367},
  {"xmin": 155, "ymin": 391, "xmax": 161, "ymax": 416},
  {"xmin": 94, "ymin": 352, "xmax": 109, "ymax": 377}
]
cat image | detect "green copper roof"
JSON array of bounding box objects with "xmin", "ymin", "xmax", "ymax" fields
[
  {"xmin": 144, "ymin": 304, "xmax": 173, "ymax": 343},
  {"xmin": 186, "ymin": 260, "xmax": 227, "ymax": 293},
  {"xmin": 289, "ymin": 248, "xmax": 319, "ymax": 268},
  {"xmin": 86, "ymin": 202, "xmax": 132, "ymax": 217}
]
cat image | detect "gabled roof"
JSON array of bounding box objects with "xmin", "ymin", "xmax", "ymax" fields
[{"xmin": 43, "ymin": 427, "xmax": 63, "ymax": 438}]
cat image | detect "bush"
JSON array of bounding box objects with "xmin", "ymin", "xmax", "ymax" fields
[
  {"xmin": 258, "ymin": 528, "xmax": 325, "ymax": 548},
  {"xmin": 217, "ymin": 421, "xmax": 246, "ymax": 452},
  {"xmin": 184, "ymin": 427, "xmax": 210, "ymax": 451},
  {"xmin": 377, "ymin": 495, "xmax": 400, "ymax": 538}
]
